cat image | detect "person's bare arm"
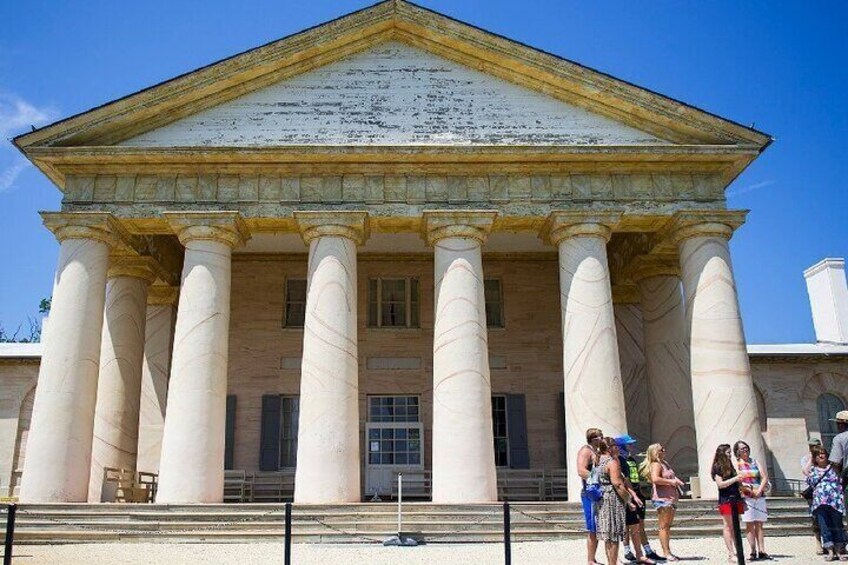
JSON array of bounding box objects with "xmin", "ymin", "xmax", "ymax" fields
[
  {"xmin": 755, "ymin": 462, "xmax": 769, "ymax": 497},
  {"xmin": 649, "ymin": 462, "xmax": 676, "ymax": 486},
  {"xmin": 714, "ymin": 474, "xmax": 740, "ymax": 489},
  {"xmin": 576, "ymin": 446, "xmax": 592, "ymax": 481}
]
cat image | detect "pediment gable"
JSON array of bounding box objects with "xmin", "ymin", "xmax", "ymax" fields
[{"xmin": 120, "ymin": 42, "xmax": 668, "ymax": 147}]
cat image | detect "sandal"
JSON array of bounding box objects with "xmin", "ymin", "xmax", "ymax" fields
[{"xmin": 665, "ymin": 556, "xmax": 680, "ymax": 562}]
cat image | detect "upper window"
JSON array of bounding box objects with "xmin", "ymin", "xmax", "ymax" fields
[
  {"xmin": 484, "ymin": 279, "xmax": 504, "ymax": 328},
  {"xmin": 368, "ymin": 395, "xmax": 420, "ymax": 423},
  {"xmin": 284, "ymin": 279, "xmax": 307, "ymax": 328},
  {"xmin": 818, "ymin": 393, "xmax": 846, "ymax": 450},
  {"xmin": 368, "ymin": 278, "xmax": 420, "ymax": 328}
]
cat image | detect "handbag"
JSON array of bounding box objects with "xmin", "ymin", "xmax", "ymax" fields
[
  {"xmin": 802, "ymin": 466, "xmax": 831, "ymax": 502},
  {"xmin": 585, "ymin": 463, "xmax": 603, "ymax": 502}
]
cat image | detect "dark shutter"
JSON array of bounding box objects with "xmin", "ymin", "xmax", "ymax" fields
[
  {"xmin": 558, "ymin": 392, "xmax": 566, "ymax": 467},
  {"xmin": 260, "ymin": 395, "xmax": 282, "ymax": 471},
  {"xmin": 507, "ymin": 394, "xmax": 529, "ymax": 469},
  {"xmin": 224, "ymin": 395, "xmax": 237, "ymax": 469}
]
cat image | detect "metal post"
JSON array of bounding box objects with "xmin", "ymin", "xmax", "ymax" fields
[
  {"xmin": 284, "ymin": 501, "xmax": 292, "ymax": 565},
  {"xmin": 503, "ymin": 501, "xmax": 511, "ymax": 565},
  {"xmin": 730, "ymin": 498, "xmax": 745, "ymax": 565},
  {"xmin": 3, "ymin": 504, "xmax": 16, "ymax": 565},
  {"xmin": 397, "ymin": 473, "xmax": 403, "ymax": 536}
]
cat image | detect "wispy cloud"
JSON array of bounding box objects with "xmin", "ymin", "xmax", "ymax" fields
[
  {"xmin": 0, "ymin": 93, "xmax": 59, "ymax": 193},
  {"xmin": 727, "ymin": 179, "xmax": 775, "ymax": 198}
]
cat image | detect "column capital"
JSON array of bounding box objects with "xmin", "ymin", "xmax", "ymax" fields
[
  {"xmin": 542, "ymin": 211, "xmax": 621, "ymax": 246},
  {"xmin": 41, "ymin": 212, "xmax": 131, "ymax": 249},
  {"xmin": 107, "ymin": 256, "xmax": 159, "ymax": 284},
  {"xmin": 164, "ymin": 212, "xmax": 250, "ymax": 248},
  {"xmin": 422, "ymin": 210, "xmax": 497, "ymax": 246},
  {"xmin": 628, "ymin": 254, "xmax": 681, "ymax": 283},
  {"xmin": 294, "ymin": 211, "xmax": 369, "ymax": 245},
  {"xmin": 665, "ymin": 210, "xmax": 747, "ymax": 245},
  {"xmin": 611, "ymin": 284, "xmax": 640, "ymax": 304},
  {"xmin": 147, "ymin": 285, "xmax": 180, "ymax": 306}
]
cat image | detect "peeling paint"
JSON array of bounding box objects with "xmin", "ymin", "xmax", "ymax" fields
[{"xmin": 122, "ymin": 43, "xmax": 668, "ymax": 148}]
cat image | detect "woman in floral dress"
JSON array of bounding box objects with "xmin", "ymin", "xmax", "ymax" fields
[
  {"xmin": 594, "ymin": 438, "xmax": 631, "ymax": 565},
  {"xmin": 808, "ymin": 445, "xmax": 848, "ymax": 561}
]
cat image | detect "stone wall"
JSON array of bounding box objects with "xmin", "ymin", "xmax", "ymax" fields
[{"xmin": 0, "ymin": 361, "xmax": 38, "ymax": 495}]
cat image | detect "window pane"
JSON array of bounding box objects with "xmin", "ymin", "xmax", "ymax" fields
[
  {"xmin": 409, "ymin": 452, "xmax": 421, "ymax": 465},
  {"xmin": 368, "ymin": 279, "xmax": 378, "ymax": 326},
  {"xmin": 395, "ymin": 452, "xmax": 408, "ymax": 465},
  {"xmin": 285, "ymin": 280, "xmax": 307, "ymax": 327},
  {"xmin": 484, "ymin": 279, "xmax": 504, "ymax": 328},
  {"xmin": 280, "ymin": 395, "xmax": 300, "ymax": 468}
]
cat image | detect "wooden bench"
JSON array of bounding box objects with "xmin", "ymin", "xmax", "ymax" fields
[{"xmin": 497, "ymin": 469, "xmax": 546, "ymax": 501}]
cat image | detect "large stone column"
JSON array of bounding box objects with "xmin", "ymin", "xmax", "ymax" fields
[
  {"xmin": 425, "ymin": 210, "xmax": 498, "ymax": 503},
  {"xmin": 631, "ymin": 256, "xmax": 697, "ymax": 478},
  {"xmin": 672, "ymin": 211, "xmax": 765, "ymax": 499},
  {"xmin": 156, "ymin": 213, "xmax": 248, "ymax": 503},
  {"xmin": 20, "ymin": 213, "xmax": 122, "ymax": 502},
  {"xmin": 89, "ymin": 258, "xmax": 158, "ymax": 502},
  {"xmin": 137, "ymin": 286, "xmax": 178, "ymax": 474},
  {"xmin": 545, "ymin": 212, "xmax": 628, "ymax": 502},
  {"xmin": 293, "ymin": 212, "xmax": 367, "ymax": 504}
]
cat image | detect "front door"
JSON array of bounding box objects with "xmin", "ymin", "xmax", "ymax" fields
[{"xmin": 365, "ymin": 395, "xmax": 424, "ymax": 497}]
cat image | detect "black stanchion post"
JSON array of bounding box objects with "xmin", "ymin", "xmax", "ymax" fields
[
  {"xmin": 284, "ymin": 501, "xmax": 292, "ymax": 565},
  {"xmin": 503, "ymin": 501, "xmax": 511, "ymax": 565},
  {"xmin": 730, "ymin": 499, "xmax": 745, "ymax": 565},
  {"xmin": 4, "ymin": 503, "xmax": 16, "ymax": 565}
]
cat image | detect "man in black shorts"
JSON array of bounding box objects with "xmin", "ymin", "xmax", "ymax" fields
[{"xmin": 616, "ymin": 435, "xmax": 665, "ymax": 563}]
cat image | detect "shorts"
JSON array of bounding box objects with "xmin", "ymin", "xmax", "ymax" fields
[
  {"xmin": 741, "ymin": 496, "xmax": 767, "ymax": 523},
  {"xmin": 625, "ymin": 502, "xmax": 646, "ymax": 526},
  {"xmin": 652, "ymin": 499, "xmax": 677, "ymax": 510},
  {"xmin": 581, "ymin": 490, "xmax": 597, "ymax": 533},
  {"xmin": 718, "ymin": 501, "xmax": 745, "ymax": 516}
]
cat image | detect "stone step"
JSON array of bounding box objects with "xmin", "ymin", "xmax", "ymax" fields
[{"xmin": 6, "ymin": 498, "xmax": 814, "ymax": 544}]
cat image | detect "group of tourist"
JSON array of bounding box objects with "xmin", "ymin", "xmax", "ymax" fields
[
  {"xmin": 578, "ymin": 428, "xmax": 679, "ymax": 565},
  {"xmin": 577, "ymin": 428, "xmax": 771, "ymax": 565},
  {"xmin": 802, "ymin": 410, "xmax": 848, "ymax": 562}
]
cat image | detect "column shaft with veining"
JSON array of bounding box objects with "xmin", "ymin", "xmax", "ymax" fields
[
  {"xmin": 674, "ymin": 213, "xmax": 766, "ymax": 499},
  {"xmin": 89, "ymin": 258, "xmax": 157, "ymax": 501},
  {"xmin": 546, "ymin": 212, "xmax": 628, "ymax": 502},
  {"xmin": 137, "ymin": 287, "xmax": 178, "ymax": 474},
  {"xmin": 156, "ymin": 213, "xmax": 248, "ymax": 503},
  {"xmin": 632, "ymin": 257, "xmax": 697, "ymax": 478},
  {"xmin": 20, "ymin": 213, "xmax": 120, "ymax": 502},
  {"xmin": 426, "ymin": 211, "xmax": 498, "ymax": 503},
  {"xmin": 293, "ymin": 212, "xmax": 367, "ymax": 504}
]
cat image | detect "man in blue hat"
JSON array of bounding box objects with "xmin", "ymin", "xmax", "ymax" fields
[{"xmin": 616, "ymin": 434, "xmax": 665, "ymax": 563}]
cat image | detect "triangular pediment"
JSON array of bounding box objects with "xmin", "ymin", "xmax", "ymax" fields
[
  {"xmin": 120, "ymin": 42, "xmax": 668, "ymax": 147},
  {"xmin": 15, "ymin": 0, "xmax": 771, "ymax": 190}
]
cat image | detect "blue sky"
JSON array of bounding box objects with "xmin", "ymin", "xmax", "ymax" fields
[{"xmin": 1, "ymin": 1, "xmax": 846, "ymax": 344}]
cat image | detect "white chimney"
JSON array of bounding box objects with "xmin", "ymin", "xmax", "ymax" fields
[{"xmin": 804, "ymin": 258, "xmax": 848, "ymax": 345}]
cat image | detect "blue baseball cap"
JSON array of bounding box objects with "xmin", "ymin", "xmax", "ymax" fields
[{"xmin": 614, "ymin": 435, "xmax": 638, "ymax": 447}]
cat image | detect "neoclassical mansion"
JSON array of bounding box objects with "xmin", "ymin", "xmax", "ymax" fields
[{"xmin": 2, "ymin": 1, "xmax": 847, "ymax": 505}]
